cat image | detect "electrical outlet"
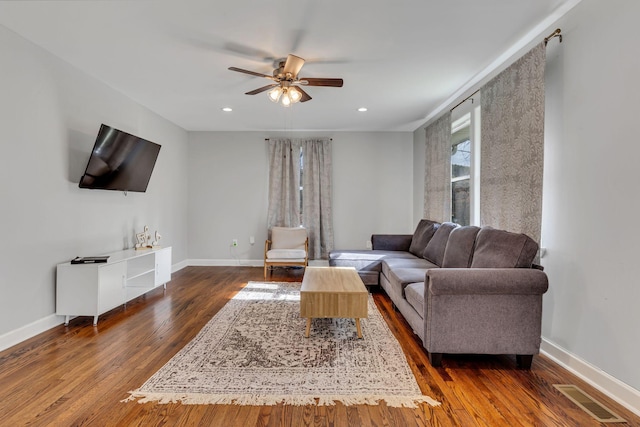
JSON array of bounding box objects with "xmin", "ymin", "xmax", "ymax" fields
[
  {"xmin": 366, "ymin": 240, "xmax": 372, "ymax": 249},
  {"xmin": 232, "ymin": 239, "xmax": 238, "ymax": 247},
  {"xmin": 249, "ymin": 236, "xmax": 255, "ymax": 245}
]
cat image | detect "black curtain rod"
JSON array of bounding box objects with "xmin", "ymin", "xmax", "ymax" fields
[{"xmin": 449, "ymin": 89, "xmax": 480, "ymax": 112}]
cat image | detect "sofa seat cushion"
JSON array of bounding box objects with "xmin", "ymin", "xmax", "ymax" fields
[
  {"xmin": 329, "ymin": 250, "xmax": 417, "ymax": 272},
  {"xmin": 409, "ymin": 219, "xmax": 440, "ymax": 257},
  {"xmin": 266, "ymin": 249, "xmax": 306, "ymax": 260},
  {"xmin": 386, "ymin": 268, "xmax": 430, "ymax": 297},
  {"xmin": 442, "ymin": 225, "xmax": 481, "ymax": 268},
  {"xmin": 381, "ymin": 257, "xmax": 438, "ymax": 278},
  {"xmin": 470, "ymin": 227, "xmax": 539, "ymax": 268},
  {"xmin": 404, "ymin": 282, "xmax": 425, "ymax": 317},
  {"xmin": 423, "ymin": 222, "xmax": 459, "ymax": 266}
]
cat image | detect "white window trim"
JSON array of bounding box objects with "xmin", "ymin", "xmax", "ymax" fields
[{"xmin": 451, "ymin": 94, "xmax": 481, "ymax": 226}]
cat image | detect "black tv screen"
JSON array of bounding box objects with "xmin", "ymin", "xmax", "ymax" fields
[{"xmin": 79, "ymin": 124, "xmax": 161, "ymax": 192}]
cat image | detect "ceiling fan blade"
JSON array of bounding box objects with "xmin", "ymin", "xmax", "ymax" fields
[
  {"xmin": 283, "ymin": 54, "xmax": 305, "ymax": 78},
  {"xmin": 228, "ymin": 67, "xmax": 274, "ymax": 79},
  {"xmin": 299, "ymin": 77, "xmax": 343, "ymax": 87},
  {"xmin": 245, "ymin": 84, "xmax": 279, "ymax": 95},
  {"xmin": 296, "ymin": 86, "xmax": 312, "ymax": 102}
]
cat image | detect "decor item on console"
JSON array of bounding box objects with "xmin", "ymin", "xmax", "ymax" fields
[
  {"xmin": 329, "ymin": 219, "xmax": 548, "ymax": 369},
  {"xmin": 135, "ymin": 225, "xmax": 152, "ymax": 250},
  {"xmin": 135, "ymin": 226, "xmax": 162, "ymax": 250},
  {"xmin": 151, "ymin": 231, "xmax": 162, "ymax": 248}
]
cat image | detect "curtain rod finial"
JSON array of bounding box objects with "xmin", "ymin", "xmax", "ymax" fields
[{"xmin": 544, "ymin": 28, "xmax": 562, "ymax": 46}]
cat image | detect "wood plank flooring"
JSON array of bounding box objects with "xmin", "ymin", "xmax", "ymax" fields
[{"xmin": 0, "ymin": 266, "xmax": 638, "ymax": 426}]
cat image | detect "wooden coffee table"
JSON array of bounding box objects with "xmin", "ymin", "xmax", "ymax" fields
[{"xmin": 300, "ymin": 266, "xmax": 368, "ymax": 338}]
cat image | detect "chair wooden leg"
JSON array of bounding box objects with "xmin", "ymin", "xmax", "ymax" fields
[{"xmin": 263, "ymin": 264, "xmax": 267, "ymax": 280}]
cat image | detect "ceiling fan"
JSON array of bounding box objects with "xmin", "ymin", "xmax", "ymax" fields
[{"xmin": 228, "ymin": 54, "xmax": 343, "ymax": 106}]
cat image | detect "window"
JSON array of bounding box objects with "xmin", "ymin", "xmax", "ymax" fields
[{"xmin": 450, "ymin": 99, "xmax": 481, "ymax": 225}]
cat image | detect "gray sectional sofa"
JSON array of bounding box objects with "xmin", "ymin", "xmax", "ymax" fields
[{"xmin": 328, "ymin": 219, "xmax": 549, "ymax": 368}]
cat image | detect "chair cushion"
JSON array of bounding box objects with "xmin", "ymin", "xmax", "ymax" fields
[
  {"xmin": 266, "ymin": 249, "xmax": 306, "ymax": 259},
  {"xmin": 423, "ymin": 222, "xmax": 459, "ymax": 267},
  {"xmin": 409, "ymin": 220, "xmax": 440, "ymax": 257},
  {"xmin": 270, "ymin": 227, "xmax": 307, "ymax": 250},
  {"xmin": 470, "ymin": 227, "xmax": 539, "ymax": 268},
  {"xmin": 442, "ymin": 225, "xmax": 481, "ymax": 268}
]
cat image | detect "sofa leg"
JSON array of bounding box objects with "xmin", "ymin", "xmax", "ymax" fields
[
  {"xmin": 516, "ymin": 354, "xmax": 533, "ymax": 369},
  {"xmin": 428, "ymin": 352, "xmax": 443, "ymax": 367}
]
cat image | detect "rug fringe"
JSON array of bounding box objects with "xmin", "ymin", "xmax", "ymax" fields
[{"xmin": 122, "ymin": 390, "xmax": 440, "ymax": 408}]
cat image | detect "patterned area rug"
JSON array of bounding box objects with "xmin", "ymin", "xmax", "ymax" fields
[{"xmin": 124, "ymin": 281, "xmax": 439, "ymax": 407}]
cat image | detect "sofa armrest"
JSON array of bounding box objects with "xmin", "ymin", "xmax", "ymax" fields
[
  {"xmin": 427, "ymin": 268, "xmax": 548, "ymax": 295},
  {"xmin": 423, "ymin": 268, "xmax": 548, "ymax": 357},
  {"xmin": 371, "ymin": 234, "xmax": 413, "ymax": 251}
]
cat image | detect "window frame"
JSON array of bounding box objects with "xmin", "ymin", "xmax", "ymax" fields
[{"xmin": 450, "ymin": 96, "xmax": 481, "ymax": 226}]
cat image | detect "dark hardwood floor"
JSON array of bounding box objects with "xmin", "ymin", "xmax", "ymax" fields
[{"xmin": 0, "ymin": 266, "xmax": 638, "ymax": 426}]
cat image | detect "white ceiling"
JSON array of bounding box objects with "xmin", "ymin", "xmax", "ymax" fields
[{"xmin": 0, "ymin": 1, "xmax": 572, "ymax": 132}]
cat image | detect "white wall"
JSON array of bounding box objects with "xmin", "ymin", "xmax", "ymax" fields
[
  {"xmin": 0, "ymin": 25, "xmax": 188, "ymax": 339},
  {"xmin": 541, "ymin": 0, "xmax": 640, "ymax": 392},
  {"xmin": 188, "ymin": 131, "xmax": 414, "ymax": 262}
]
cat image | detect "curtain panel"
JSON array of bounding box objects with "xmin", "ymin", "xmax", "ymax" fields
[
  {"xmin": 424, "ymin": 112, "xmax": 452, "ymax": 222},
  {"xmin": 301, "ymin": 138, "xmax": 334, "ymax": 260},
  {"xmin": 267, "ymin": 138, "xmax": 301, "ymax": 229},
  {"xmin": 480, "ymin": 42, "xmax": 546, "ymax": 243},
  {"xmin": 267, "ymin": 138, "xmax": 334, "ymax": 260}
]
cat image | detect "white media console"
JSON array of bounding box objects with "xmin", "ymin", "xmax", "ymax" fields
[{"xmin": 56, "ymin": 247, "xmax": 172, "ymax": 326}]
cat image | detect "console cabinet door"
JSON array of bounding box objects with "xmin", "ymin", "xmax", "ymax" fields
[
  {"xmin": 154, "ymin": 247, "xmax": 172, "ymax": 286},
  {"xmin": 98, "ymin": 262, "xmax": 126, "ymax": 313}
]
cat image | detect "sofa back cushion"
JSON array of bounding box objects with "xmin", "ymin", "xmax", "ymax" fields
[
  {"xmin": 470, "ymin": 227, "xmax": 539, "ymax": 268},
  {"xmin": 409, "ymin": 219, "xmax": 439, "ymax": 257},
  {"xmin": 442, "ymin": 225, "xmax": 481, "ymax": 268},
  {"xmin": 423, "ymin": 222, "xmax": 459, "ymax": 267}
]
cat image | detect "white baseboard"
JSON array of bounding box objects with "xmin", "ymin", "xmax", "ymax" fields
[
  {"xmin": 0, "ymin": 313, "xmax": 65, "ymax": 353},
  {"xmin": 188, "ymin": 258, "xmax": 264, "ymax": 267},
  {"xmin": 172, "ymin": 259, "xmax": 189, "ymax": 272},
  {"xmin": 186, "ymin": 259, "xmax": 329, "ymax": 267},
  {"xmin": 1, "ymin": 261, "xmax": 188, "ymax": 354},
  {"xmin": 541, "ymin": 338, "xmax": 640, "ymax": 417}
]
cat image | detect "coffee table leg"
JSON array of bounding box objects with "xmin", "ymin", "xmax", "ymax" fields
[
  {"xmin": 355, "ymin": 318, "xmax": 363, "ymax": 339},
  {"xmin": 305, "ymin": 318, "xmax": 312, "ymax": 338}
]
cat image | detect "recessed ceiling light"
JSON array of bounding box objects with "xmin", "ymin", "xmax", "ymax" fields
[
  {"xmin": 221, "ymin": 107, "xmax": 233, "ymax": 112},
  {"xmin": 357, "ymin": 107, "xmax": 368, "ymax": 112}
]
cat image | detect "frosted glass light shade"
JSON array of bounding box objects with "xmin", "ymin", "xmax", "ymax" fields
[
  {"xmin": 289, "ymin": 87, "xmax": 302, "ymax": 103},
  {"xmin": 268, "ymin": 87, "xmax": 283, "ymax": 102}
]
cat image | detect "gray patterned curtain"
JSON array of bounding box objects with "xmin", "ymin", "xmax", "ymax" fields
[
  {"xmin": 424, "ymin": 113, "xmax": 452, "ymax": 222},
  {"xmin": 267, "ymin": 138, "xmax": 333, "ymax": 260},
  {"xmin": 301, "ymin": 138, "xmax": 334, "ymax": 260},
  {"xmin": 480, "ymin": 42, "xmax": 546, "ymax": 243},
  {"xmin": 267, "ymin": 138, "xmax": 301, "ymax": 229}
]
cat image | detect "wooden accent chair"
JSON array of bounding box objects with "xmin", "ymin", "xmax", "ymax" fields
[{"xmin": 264, "ymin": 227, "xmax": 309, "ymax": 280}]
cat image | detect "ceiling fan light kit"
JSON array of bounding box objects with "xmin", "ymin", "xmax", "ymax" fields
[
  {"xmin": 268, "ymin": 84, "xmax": 302, "ymax": 107},
  {"xmin": 229, "ymin": 53, "xmax": 343, "ymax": 107}
]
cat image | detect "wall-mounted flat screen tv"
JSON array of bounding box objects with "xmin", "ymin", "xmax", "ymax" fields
[{"xmin": 79, "ymin": 124, "xmax": 161, "ymax": 193}]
